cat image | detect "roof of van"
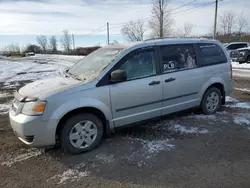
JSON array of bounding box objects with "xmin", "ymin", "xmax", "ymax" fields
[{"xmin": 105, "ymin": 38, "xmax": 220, "ymax": 49}]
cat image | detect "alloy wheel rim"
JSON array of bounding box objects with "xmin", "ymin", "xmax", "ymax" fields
[
  {"xmin": 69, "ymin": 120, "xmax": 98, "ymax": 149},
  {"xmin": 206, "ymin": 92, "xmax": 219, "ymax": 112}
]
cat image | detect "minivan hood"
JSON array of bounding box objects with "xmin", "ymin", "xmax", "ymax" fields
[{"xmin": 19, "ymin": 76, "xmax": 82, "ymax": 99}]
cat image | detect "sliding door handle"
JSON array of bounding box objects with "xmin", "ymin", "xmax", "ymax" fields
[
  {"xmin": 149, "ymin": 81, "xmax": 161, "ymax": 85},
  {"xmin": 165, "ymin": 77, "xmax": 176, "ymax": 83}
]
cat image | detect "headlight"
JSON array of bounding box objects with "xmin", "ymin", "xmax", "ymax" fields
[{"xmin": 21, "ymin": 101, "xmax": 47, "ymax": 116}]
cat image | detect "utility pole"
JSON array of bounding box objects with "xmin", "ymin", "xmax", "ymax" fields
[
  {"xmin": 107, "ymin": 22, "xmax": 110, "ymax": 45},
  {"xmin": 72, "ymin": 34, "xmax": 75, "ymax": 54},
  {"xmin": 213, "ymin": 0, "xmax": 218, "ymax": 39}
]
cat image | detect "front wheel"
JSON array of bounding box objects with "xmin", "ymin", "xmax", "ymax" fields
[
  {"xmin": 60, "ymin": 113, "xmax": 104, "ymax": 154},
  {"xmin": 201, "ymin": 87, "xmax": 222, "ymax": 115}
]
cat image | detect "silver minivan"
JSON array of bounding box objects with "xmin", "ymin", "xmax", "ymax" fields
[{"xmin": 9, "ymin": 39, "xmax": 233, "ymax": 154}]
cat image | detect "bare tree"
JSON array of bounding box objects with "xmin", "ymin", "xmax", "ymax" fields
[
  {"xmin": 219, "ymin": 10, "xmax": 235, "ymax": 35},
  {"xmin": 61, "ymin": 30, "xmax": 72, "ymax": 54},
  {"xmin": 36, "ymin": 35, "xmax": 47, "ymax": 52},
  {"xmin": 121, "ymin": 19, "xmax": 146, "ymax": 42},
  {"xmin": 49, "ymin": 36, "xmax": 57, "ymax": 53},
  {"xmin": 149, "ymin": 0, "xmax": 173, "ymax": 38},
  {"xmin": 183, "ymin": 22, "xmax": 193, "ymax": 37},
  {"xmin": 174, "ymin": 22, "xmax": 193, "ymax": 37},
  {"xmin": 237, "ymin": 12, "xmax": 248, "ymax": 35},
  {"xmin": 4, "ymin": 43, "xmax": 20, "ymax": 53}
]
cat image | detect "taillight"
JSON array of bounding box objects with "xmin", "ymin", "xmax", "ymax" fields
[{"xmin": 230, "ymin": 63, "xmax": 233, "ymax": 79}]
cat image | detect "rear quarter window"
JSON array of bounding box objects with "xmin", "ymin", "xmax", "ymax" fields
[{"xmin": 198, "ymin": 43, "xmax": 227, "ymax": 66}]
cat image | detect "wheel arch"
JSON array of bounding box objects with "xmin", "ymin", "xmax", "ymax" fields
[
  {"xmin": 201, "ymin": 82, "xmax": 225, "ymax": 105},
  {"xmin": 55, "ymin": 107, "xmax": 112, "ymax": 141}
]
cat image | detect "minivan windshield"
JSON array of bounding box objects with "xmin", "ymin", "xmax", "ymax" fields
[{"xmin": 68, "ymin": 47, "xmax": 124, "ymax": 81}]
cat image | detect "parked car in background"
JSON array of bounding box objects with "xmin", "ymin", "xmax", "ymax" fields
[
  {"xmin": 225, "ymin": 42, "xmax": 250, "ymax": 51},
  {"xmin": 25, "ymin": 52, "xmax": 35, "ymax": 56},
  {"xmin": 224, "ymin": 42, "xmax": 250, "ymax": 61},
  {"xmin": 9, "ymin": 39, "xmax": 233, "ymax": 154},
  {"xmin": 237, "ymin": 47, "xmax": 250, "ymax": 64}
]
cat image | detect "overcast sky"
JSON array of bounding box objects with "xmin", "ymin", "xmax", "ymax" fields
[{"xmin": 0, "ymin": 0, "xmax": 249, "ymax": 48}]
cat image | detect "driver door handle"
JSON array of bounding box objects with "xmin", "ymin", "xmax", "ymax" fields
[
  {"xmin": 149, "ymin": 81, "xmax": 161, "ymax": 85},
  {"xmin": 165, "ymin": 77, "xmax": 176, "ymax": 83}
]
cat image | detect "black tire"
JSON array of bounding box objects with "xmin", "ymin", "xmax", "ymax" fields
[
  {"xmin": 201, "ymin": 87, "xmax": 222, "ymax": 115},
  {"xmin": 60, "ymin": 113, "xmax": 104, "ymax": 154},
  {"xmin": 246, "ymin": 56, "xmax": 250, "ymax": 63}
]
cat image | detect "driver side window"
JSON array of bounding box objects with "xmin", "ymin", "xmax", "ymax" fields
[{"xmin": 119, "ymin": 49, "xmax": 156, "ymax": 80}]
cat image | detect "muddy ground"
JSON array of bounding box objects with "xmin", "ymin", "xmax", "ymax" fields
[{"xmin": 1, "ymin": 77, "xmax": 250, "ymax": 188}]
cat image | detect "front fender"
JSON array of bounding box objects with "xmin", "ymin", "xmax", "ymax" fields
[{"xmin": 46, "ymin": 98, "xmax": 112, "ymax": 134}]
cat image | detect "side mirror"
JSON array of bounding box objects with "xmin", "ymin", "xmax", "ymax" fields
[{"xmin": 110, "ymin": 69, "xmax": 127, "ymax": 83}]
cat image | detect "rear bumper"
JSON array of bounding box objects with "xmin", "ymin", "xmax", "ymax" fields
[
  {"xmin": 9, "ymin": 112, "xmax": 57, "ymax": 147},
  {"xmin": 225, "ymin": 79, "xmax": 234, "ymax": 96}
]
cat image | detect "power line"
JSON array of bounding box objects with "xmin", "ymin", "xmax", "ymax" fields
[
  {"xmin": 172, "ymin": 0, "xmax": 222, "ymax": 15},
  {"xmin": 85, "ymin": 24, "xmax": 106, "ymax": 36},
  {"xmin": 84, "ymin": 0, "xmax": 220, "ymax": 36},
  {"xmin": 110, "ymin": 0, "xmax": 199, "ymax": 26}
]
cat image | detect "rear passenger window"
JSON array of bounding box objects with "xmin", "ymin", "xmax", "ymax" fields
[
  {"xmin": 160, "ymin": 44, "xmax": 197, "ymax": 73},
  {"xmin": 198, "ymin": 43, "xmax": 227, "ymax": 66}
]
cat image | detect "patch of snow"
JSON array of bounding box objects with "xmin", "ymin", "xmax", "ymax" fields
[
  {"xmin": 226, "ymin": 96, "xmax": 238, "ymax": 102},
  {"xmin": 233, "ymin": 116, "xmax": 250, "ymax": 125},
  {"xmin": 171, "ymin": 124, "xmax": 209, "ymax": 134},
  {"xmin": 48, "ymin": 163, "xmax": 89, "ymax": 184},
  {"xmin": 226, "ymin": 102, "xmax": 250, "ymax": 109},
  {"xmin": 129, "ymin": 137, "xmax": 175, "ymax": 156},
  {"xmin": 217, "ymin": 111, "xmax": 228, "ymax": 115},
  {"xmin": 95, "ymin": 154, "xmax": 114, "ymax": 164},
  {"xmin": 144, "ymin": 139, "xmax": 175, "ymax": 155},
  {"xmin": 0, "ymin": 103, "xmax": 11, "ymax": 114},
  {"xmin": 1, "ymin": 149, "xmax": 42, "ymax": 167},
  {"xmin": 0, "ymin": 54, "xmax": 80, "ymax": 82},
  {"xmin": 3, "ymin": 82, "xmax": 20, "ymax": 87},
  {"xmin": 235, "ymin": 88, "xmax": 250, "ymax": 93},
  {"xmin": 0, "ymin": 92, "xmax": 11, "ymax": 98},
  {"xmin": 7, "ymin": 71, "xmax": 58, "ymax": 82},
  {"xmin": 186, "ymin": 114, "xmax": 217, "ymax": 120}
]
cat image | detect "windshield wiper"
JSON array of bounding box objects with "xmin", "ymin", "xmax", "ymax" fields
[{"xmin": 65, "ymin": 71, "xmax": 82, "ymax": 81}]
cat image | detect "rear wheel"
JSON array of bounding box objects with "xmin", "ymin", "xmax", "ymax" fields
[
  {"xmin": 60, "ymin": 113, "xmax": 104, "ymax": 154},
  {"xmin": 201, "ymin": 87, "xmax": 222, "ymax": 115},
  {"xmin": 246, "ymin": 56, "xmax": 250, "ymax": 63}
]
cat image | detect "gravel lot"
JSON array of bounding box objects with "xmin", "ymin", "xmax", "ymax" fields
[{"xmin": 1, "ymin": 59, "xmax": 250, "ymax": 188}]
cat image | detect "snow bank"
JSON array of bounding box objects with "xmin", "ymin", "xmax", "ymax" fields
[
  {"xmin": 0, "ymin": 54, "xmax": 83, "ymax": 82},
  {"xmin": 232, "ymin": 61, "xmax": 250, "ymax": 69}
]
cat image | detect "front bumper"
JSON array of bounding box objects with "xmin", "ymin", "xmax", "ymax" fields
[
  {"xmin": 238, "ymin": 56, "xmax": 247, "ymax": 62},
  {"xmin": 9, "ymin": 111, "xmax": 56, "ymax": 147}
]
